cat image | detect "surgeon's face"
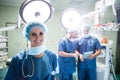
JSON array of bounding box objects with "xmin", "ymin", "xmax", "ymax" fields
[
  {"xmin": 30, "ymin": 27, "xmax": 44, "ymax": 47},
  {"xmin": 81, "ymin": 28, "xmax": 89, "ymax": 35},
  {"xmin": 71, "ymin": 32, "xmax": 79, "ymax": 39}
]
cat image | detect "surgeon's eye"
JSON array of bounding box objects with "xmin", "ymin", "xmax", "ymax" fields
[
  {"xmin": 31, "ymin": 33, "xmax": 37, "ymax": 36},
  {"xmin": 39, "ymin": 32, "xmax": 43, "ymax": 36}
]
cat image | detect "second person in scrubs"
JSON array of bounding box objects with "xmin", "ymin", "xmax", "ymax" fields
[{"xmin": 58, "ymin": 28, "xmax": 81, "ymax": 80}]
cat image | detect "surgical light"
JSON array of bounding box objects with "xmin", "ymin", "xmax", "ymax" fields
[
  {"xmin": 19, "ymin": 0, "xmax": 53, "ymax": 23},
  {"xmin": 61, "ymin": 8, "xmax": 81, "ymax": 29}
]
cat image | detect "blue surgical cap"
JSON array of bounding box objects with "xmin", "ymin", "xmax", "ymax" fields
[{"xmin": 23, "ymin": 21, "xmax": 48, "ymax": 41}]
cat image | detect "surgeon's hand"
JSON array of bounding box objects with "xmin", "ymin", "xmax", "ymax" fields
[
  {"xmin": 74, "ymin": 50, "xmax": 80, "ymax": 57},
  {"xmin": 79, "ymin": 54, "xmax": 84, "ymax": 61},
  {"xmin": 88, "ymin": 54, "xmax": 94, "ymax": 59},
  {"xmin": 74, "ymin": 50, "xmax": 84, "ymax": 61}
]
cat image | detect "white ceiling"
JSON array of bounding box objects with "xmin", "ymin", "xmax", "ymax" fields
[{"xmin": 0, "ymin": 0, "xmax": 119, "ymax": 14}]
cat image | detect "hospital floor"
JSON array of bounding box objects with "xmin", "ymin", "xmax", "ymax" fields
[
  {"xmin": 55, "ymin": 73, "xmax": 120, "ymax": 80},
  {"xmin": 0, "ymin": 68, "xmax": 120, "ymax": 80},
  {"xmin": 116, "ymin": 74, "xmax": 120, "ymax": 80}
]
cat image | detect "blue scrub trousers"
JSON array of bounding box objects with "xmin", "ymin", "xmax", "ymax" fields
[
  {"xmin": 78, "ymin": 68, "xmax": 96, "ymax": 80},
  {"xmin": 51, "ymin": 75, "xmax": 55, "ymax": 80},
  {"xmin": 59, "ymin": 73, "xmax": 73, "ymax": 80}
]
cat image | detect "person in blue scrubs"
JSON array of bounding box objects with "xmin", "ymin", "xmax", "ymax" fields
[
  {"xmin": 58, "ymin": 28, "xmax": 81, "ymax": 80},
  {"xmin": 5, "ymin": 21, "xmax": 57, "ymax": 80},
  {"xmin": 76, "ymin": 24, "xmax": 102, "ymax": 80}
]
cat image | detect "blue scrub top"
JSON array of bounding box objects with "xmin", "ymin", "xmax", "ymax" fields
[
  {"xmin": 76, "ymin": 36, "xmax": 102, "ymax": 69},
  {"xmin": 58, "ymin": 37, "xmax": 76, "ymax": 74},
  {"xmin": 5, "ymin": 49, "xmax": 57, "ymax": 80}
]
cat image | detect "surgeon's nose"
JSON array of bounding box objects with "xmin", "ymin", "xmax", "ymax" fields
[{"xmin": 36, "ymin": 34, "xmax": 40, "ymax": 40}]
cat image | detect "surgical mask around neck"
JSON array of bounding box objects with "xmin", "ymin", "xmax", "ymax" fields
[
  {"xmin": 82, "ymin": 34, "xmax": 90, "ymax": 38},
  {"xmin": 69, "ymin": 38, "xmax": 74, "ymax": 42},
  {"xmin": 28, "ymin": 45, "xmax": 46, "ymax": 55}
]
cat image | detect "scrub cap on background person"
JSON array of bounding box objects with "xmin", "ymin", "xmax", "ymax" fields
[
  {"xmin": 81, "ymin": 24, "xmax": 91, "ymax": 31},
  {"xmin": 23, "ymin": 21, "xmax": 48, "ymax": 41},
  {"xmin": 67, "ymin": 28, "xmax": 79, "ymax": 33}
]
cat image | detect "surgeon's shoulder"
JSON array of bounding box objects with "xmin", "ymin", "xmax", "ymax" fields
[
  {"xmin": 12, "ymin": 50, "xmax": 26, "ymax": 60},
  {"xmin": 45, "ymin": 49, "xmax": 57, "ymax": 56},
  {"xmin": 59, "ymin": 37, "xmax": 67, "ymax": 42},
  {"xmin": 45, "ymin": 49, "xmax": 55, "ymax": 54},
  {"xmin": 9, "ymin": 50, "xmax": 26, "ymax": 66}
]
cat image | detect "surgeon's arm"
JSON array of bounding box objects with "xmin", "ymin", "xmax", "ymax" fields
[
  {"xmin": 52, "ymin": 54, "xmax": 57, "ymax": 71},
  {"xmin": 4, "ymin": 57, "xmax": 20, "ymax": 80},
  {"xmin": 88, "ymin": 49, "xmax": 101, "ymax": 59},
  {"xmin": 58, "ymin": 50, "xmax": 80, "ymax": 57}
]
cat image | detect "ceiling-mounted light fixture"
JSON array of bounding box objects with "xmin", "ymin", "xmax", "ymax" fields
[
  {"xmin": 61, "ymin": 8, "xmax": 80, "ymax": 29},
  {"xmin": 19, "ymin": 0, "xmax": 53, "ymax": 23}
]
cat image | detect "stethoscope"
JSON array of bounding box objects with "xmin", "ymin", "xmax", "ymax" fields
[
  {"xmin": 22, "ymin": 48, "xmax": 52, "ymax": 78},
  {"xmin": 87, "ymin": 39, "xmax": 94, "ymax": 46},
  {"xmin": 79, "ymin": 37, "xmax": 94, "ymax": 46},
  {"xmin": 22, "ymin": 49, "xmax": 34, "ymax": 78}
]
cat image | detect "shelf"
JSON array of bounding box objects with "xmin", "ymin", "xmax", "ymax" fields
[
  {"xmin": 0, "ymin": 52, "xmax": 8, "ymax": 56},
  {"xmin": 0, "ymin": 41, "xmax": 8, "ymax": 43},
  {"xmin": 0, "ymin": 37, "xmax": 8, "ymax": 39},
  {"xmin": 102, "ymin": 27, "xmax": 119, "ymax": 31},
  {"xmin": 0, "ymin": 33, "xmax": 8, "ymax": 70},
  {"xmin": 0, "ymin": 47, "xmax": 8, "ymax": 49},
  {"xmin": 0, "ymin": 38, "xmax": 8, "ymax": 43}
]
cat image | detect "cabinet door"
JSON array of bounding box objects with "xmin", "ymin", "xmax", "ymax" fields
[
  {"xmin": 8, "ymin": 30, "xmax": 17, "ymax": 58},
  {"xmin": 17, "ymin": 29, "xmax": 27, "ymax": 53},
  {"xmin": 8, "ymin": 29, "xmax": 27, "ymax": 58}
]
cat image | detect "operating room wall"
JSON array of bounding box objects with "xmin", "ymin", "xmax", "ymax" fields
[
  {"xmin": 45, "ymin": 9, "xmax": 65, "ymax": 54},
  {"xmin": 0, "ymin": 4, "xmax": 18, "ymax": 37},
  {"xmin": 0, "ymin": 5, "xmax": 18, "ymax": 28}
]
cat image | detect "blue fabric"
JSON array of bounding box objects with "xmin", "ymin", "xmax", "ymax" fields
[
  {"xmin": 76, "ymin": 36, "xmax": 102, "ymax": 69},
  {"xmin": 45, "ymin": 50, "xmax": 57, "ymax": 80},
  {"xmin": 5, "ymin": 49, "xmax": 57, "ymax": 80},
  {"xmin": 78, "ymin": 68, "xmax": 96, "ymax": 80},
  {"xmin": 58, "ymin": 37, "xmax": 76, "ymax": 80},
  {"xmin": 59, "ymin": 73, "xmax": 73, "ymax": 80}
]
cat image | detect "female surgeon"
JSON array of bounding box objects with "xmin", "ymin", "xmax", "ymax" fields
[
  {"xmin": 4, "ymin": 21, "xmax": 57, "ymax": 80},
  {"xmin": 76, "ymin": 24, "xmax": 102, "ymax": 80}
]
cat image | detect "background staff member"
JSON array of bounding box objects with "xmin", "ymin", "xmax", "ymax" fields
[
  {"xmin": 58, "ymin": 28, "xmax": 80, "ymax": 80},
  {"xmin": 76, "ymin": 24, "xmax": 102, "ymax": 80}
]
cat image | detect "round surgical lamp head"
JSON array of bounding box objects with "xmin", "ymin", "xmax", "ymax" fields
[
  {"xmin": 19, "ymin": 0, "xmax": 53, "ymax": 23},
  {"xmin": 60, "ymin": 8, "xmax": 81, "ymax": 29}
]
